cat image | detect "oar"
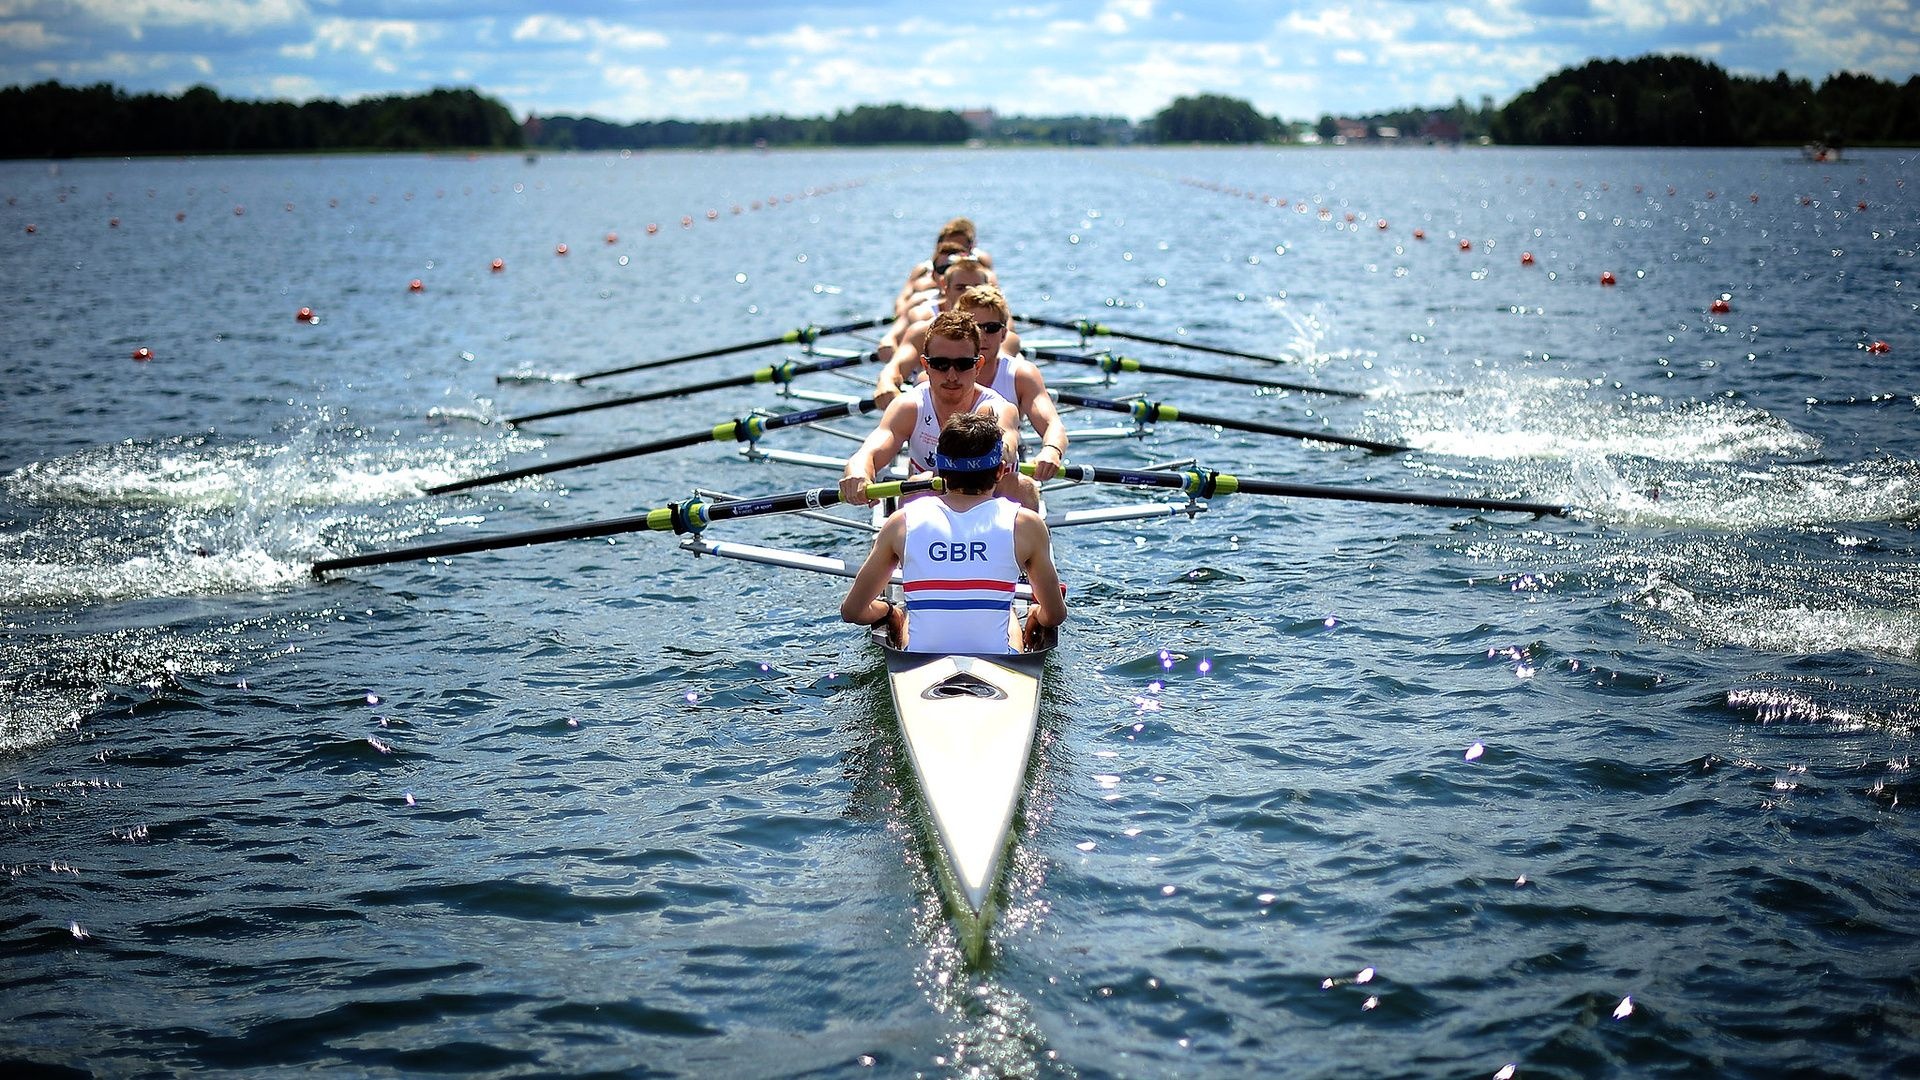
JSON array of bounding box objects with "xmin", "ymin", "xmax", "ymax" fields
[
  {"xmin": 1031, "ymin": 348, "xmax": 1364, "ymax": 399},
  {"xmin": 1053, "ymin": 391, "xmax": 1410, "ymax": 455},
  {"xmin": 313, "ymin": 478, "xmax": 937, "ymax": 577},
  {"xmin": 506, "ymin": 354, "xmax": 873, "ymax": 425},
  {"xmin": 427, "ymin": 398, "xmax": 877, "ymax": 495},
  {"xmin": 1020, "ymin": 315, "xmax": 1294, "ymax": 365},
  {"xmin": 1023, "ymin": 461, "xmax": 1568, "ymax": 517},
  {"xmin": 506, "ymin": 317, "xmax": 889, "ymax": 385}
]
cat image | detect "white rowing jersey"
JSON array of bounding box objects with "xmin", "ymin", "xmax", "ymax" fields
[
  {"xmin": 975, "ymin": 352, "xmax": 1031, "ymax": 406},
  {"xmin": 904, "ymin": 383, "xmax": 1009, "ymax": 473},
  {"xmin": 900, "ymin": 496, "xmax": 1020, "ymax": 655}
]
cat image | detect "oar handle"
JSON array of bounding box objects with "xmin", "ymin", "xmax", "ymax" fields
[{"xmin": 567, "ymin": 316, "xmax": 886, "ymax": 384}]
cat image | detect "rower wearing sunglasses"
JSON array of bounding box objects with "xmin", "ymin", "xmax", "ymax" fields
[
  {"xmin": 841, "ymin": 310, "xmax": 1038, "ymax": 510},
  {"xmin": 876, "ymin": 284, "xmax": 1065, "ymax": 482},
  {"xmin": 877, "ymin": 254, "xmax": 996, "ymax": 364},
  {"xmin": 893, "ymin": 217, "xmax": 996, "ymax": 316}
]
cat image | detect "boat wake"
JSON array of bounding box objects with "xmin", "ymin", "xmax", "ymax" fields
[{"xmin": 0, "ymin": 422, "xmax": 538, "ymax": 608}]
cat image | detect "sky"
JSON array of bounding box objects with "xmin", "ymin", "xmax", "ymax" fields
[{"xmin": 2, "ymin": 0, "xmax": 1917, "ymax": 123}]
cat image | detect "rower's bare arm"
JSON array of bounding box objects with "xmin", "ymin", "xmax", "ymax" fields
[
  {"xmin": 1018, "ymin": 366, "xmax": 1067, "ymax": 480},
  {"xmin": 874, "ymin": 342, "xmax": 921, "ymax": 406},
  {"xmin": 1015, "ymin": 512, "xmax": 1067, "ymax": 628},
  {"xmin": 838, "ymin": 399, "xmax": 913, "ymax": 505},
  {"xmin": 841, "ymin": 513, "xmax": 906, "ymax": 625},
  {"xmin": 992, "ymin": 401, "xmax": 1022, "ymax": 464}
]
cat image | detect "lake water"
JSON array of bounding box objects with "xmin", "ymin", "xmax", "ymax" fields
[{"xmin": 3, "ymin": 145, "xmax": 1918, "ymax": 1078}]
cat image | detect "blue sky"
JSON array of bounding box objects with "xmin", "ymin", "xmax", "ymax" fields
[{"xmin": 2, "ymin": 1, "xmax": 1916, "ymax": 122}]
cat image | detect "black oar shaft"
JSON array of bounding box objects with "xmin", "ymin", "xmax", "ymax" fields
[
  {"xmin": 314, "ymin": 477, "xmax": 936, "ymax": 577},
  {"xmin": 569, "ymin": 317, "xmax": 886, "ymax": 384},
  {"xmin": 1054, "ymin": 391, "xmax": 1409, "ymax": 455},
  {"xmin": 1020, "ymin": 315, "xmax": 1292, "ymax": 365},
  {"xmin": 506, "ymin": 355, "xmax": 867, "ymax": 426},
  {"xmin": 1034, "ymin": 462, "xmax": 1566, "ymax": 516},
  {"xmin": 427, "ymin": 398, "xmax": 876, "ymax": 496},
  {"xmin": 1032, "ymin": 348, "xmax": 1362, "ymax": 398}
]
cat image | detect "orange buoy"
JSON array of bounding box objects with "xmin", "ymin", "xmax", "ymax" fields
[
  {"xmin": 109, "ymin": 218, "xmax": 119, "ymax": 227},
  {"xmin": 605, "ymin": 232, "xmax": 618, "ymax": 244},
  {"xmin": 1600, "ymin": 271, "xmax": 1617, "ymax": 286},
  {"xmin": 646, "ymin": 222, "xmax": 659, "ymax": 234},
  {"xmin": 1412, "ymin": 228, "xmax": 1425, "ymax": 240},
  {"xmin": 24, "ymin": 223, "xmax": 36, "ymax": 233},
  {"xmin": 681, "ymin": 215, "xmax": 693, "ymax": 228},
  {"xmin": 1710, "ymin": 298, "xmax": 1731, "ymax": 314},
  {"xmin": 1801, "ymin": 195, "xmax": 1813, "ymax": 206},
  {"xmin": 1458, "ymin": 239, "xmax": 1471, "ymax": 251},
  {"xmin": 491, "ymin": 258, "xmax": 505, "ymax": 272},
  {"xmin": 1867, "ymin": 340, "xmax": 1892, "ymax": 354},
  {"xmin": 296, "ymin": 306, "xmax": 316, "ymax": 323},
  {"xmin": 1749, "ymin": 193, "xmax": 1759, "ymax": 203},
  {"xmin": 1343, "ymin": 211, "xmax": 1356, "ymax": 222},
  {"xmin": 409, "ymin": 278, "xmax": 424, "ymax": 292},
  {"xmin": 1520, "ymin": 252, "xmax": 1535, "ymax": 266},
  {"xmin": 1376, "ymin": 218, "xmax": 1388, "ymax": 230},
  {"xmin": 132, "ymin": 347, "xmax": 153, "ymax": 362},
  {"xmin": 555, "ymin": 243, "xmax": 568, "ymax": 255},
  {"xmin": 1857, "ymin": 201, "xmax": 1868, "ymax": 211},
  {"xmin": 706, "ymin": 209, "xmax": 718, "ymax": 220}
]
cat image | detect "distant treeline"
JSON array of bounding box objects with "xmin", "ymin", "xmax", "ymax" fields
[
  {"xmin": 0, "ymin": 82, "xmax": 521, "ymax": 158},
  {"xmin": 1493, "ymin": 55, "xmax": 1920, "ymax": 146},
  {"xmin": 532, "ymin": 104, "xmax": 970, "ymax": 150},
  {"xmin": 6, "ymin": 53, "xmax": 1918, "ymax": 159}
]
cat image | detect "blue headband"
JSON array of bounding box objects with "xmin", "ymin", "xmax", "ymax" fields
[{"xmin": 932, "ymin": 443, "xmax": 1003, "ymax": 472}]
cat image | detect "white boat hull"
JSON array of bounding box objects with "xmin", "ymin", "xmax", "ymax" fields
[{"xmin": 885, "ymin": 646, "xmax": 1047, "ymax": 918}]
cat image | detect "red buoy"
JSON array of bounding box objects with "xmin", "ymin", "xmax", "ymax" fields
[
  {"xmin": 1857, "ymin": 201, "xmax": 1868, "ymax": 211},
  {"xmin": 646, "ymin": 222, "xmax": 659, "ymax": 234},
  {"xmin": 706, "ymin": 209, "xmax": 718, "ymax": 220},
  {"xmin": 234, "ymin": 206, "xmax": 245, "ymax": 215},
  {"xmin": 1749, "ymin": 193, "xmax": 1759, "ymax": 203},
  {"xmin": 1867, "ymin": 340, "xmax": 1892, "ymax": 354},
  {"xmin": 296, "ymin": 307, "xmax": 316, "ymax": 323},
  {"xmin": 1376, "ymin": 218, "xmax": 1388, "ymax": 230},
  {"xmin": 24, "ymin": 224, "xmax": 35, "ymax": 233},
  {"xmin": 491, "ymin": 258, "xmax": 505, "ymax": 272},
  {"xmin": 1710, "ymin": 298, "xmax": 1731, "ymax": 314},
  {"xmin": 681, "ymin": 215, "xmax": 693, "ymax": 228},
  {"xmin": 1458, "ymin": 239, "xmax": 1471, "ymax": 251},
  {"xmin": 1520, "ymin": 252, "xmax": 1535, "ymax": 266},
  {"xmin": 108, "ymin": 218, "xmax": 119, "ymax": 227},
  {"xmin": 409, "ymin": 278, "xmax": 424, "ymax": 292},
  {"xmin": 555, "ymin": 243, "xmax": 568, "ymax": 255},
  {"xmin": 175, "ymin": 211, "xmax": 185, "ymax": 222},
  {"xmin": 1412, "ymin": 228, "xmax": 1426, "ymax": 240},
  {"xmin": 132, "ymin": 347, "xmax": 153, "ymax": 362},
  {"xmin": 1599, "ymin": 271, "xmax": 1618, "ymax": 286},
  {"xmin": 605, "ymin": 232, "xmax": 618, "ymax": 244}
]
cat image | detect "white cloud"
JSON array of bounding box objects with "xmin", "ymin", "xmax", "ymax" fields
[
  {"xmin": 511, "ymin": 15, "xmax": 665, "ymax": 50},
  {"xmin": 68, "ymin": 0, "xmax": 308, "ymax": 38},
  {"xmin": 309, "ymin": 18, "xmax": 423, "ymax": 56},
  {"xmin": 511, "ymin": 14, "xmax": 586, "ymax": 45},
  {"xmin": 0, "ymin": 20, "xmax": 62, "ymax": 48}
]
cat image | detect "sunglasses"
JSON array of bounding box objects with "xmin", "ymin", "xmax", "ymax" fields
[
  {"xmin": 972, "ymin": 320, "xmax": 1006, "ymax": 335},
  {"xmin": 924, "ymin": 354, "xmax": 980, "ymax": 372}
]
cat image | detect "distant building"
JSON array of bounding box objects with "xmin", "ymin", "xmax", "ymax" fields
[
  {"xmin": 522, "ymin": 113, "xmax": 543, "ymax": 144},
  {"xmin": 1420, "ymin": 114, "xmax": 1464, "ymax": 144},
  {"xmin": 1375, "ymin": 125, "xmax": 1400, "ymax": 140},
  {"xmin": 1334, "ymin": 118, "xmax": 1369, "ymax": 143},
  {"xmin": 960, "ymin": 109, "xmax": 996, "ymax": 136}
]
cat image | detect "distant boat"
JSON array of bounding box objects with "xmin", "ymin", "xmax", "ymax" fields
[
  {"xmin": 525, "ymin": 152, "xmax": 539, "ymax": 164},
  {"xmin": 1801, "ymin": 142, "xmax": 1841, "ymax": 163}
]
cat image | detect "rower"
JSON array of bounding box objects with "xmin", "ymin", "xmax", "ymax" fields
[
  {"xmin": 877, "ymin": 283, "xmax": 1063, "ymax": 481},
  {"xmin": 841, "ymin": 410, "xmax": 1066, "ymax": 654},
  {"xmin": 840, "ymin": 310, "xmax": 1037, "ymax": 510},
  {"xmin": 894, "ymin": 238, "xmax": 971, "ymax": 318},
  {"xmin": 894, "ymin": 217, "xmax": 996, "ymax": 314},
  {"xmin": 878, "ymin": 254, "xmax": 992, "ymax": 363}
]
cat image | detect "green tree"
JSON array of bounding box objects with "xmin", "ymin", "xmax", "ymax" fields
[{"xmin": 1153, "ymin": 94, "xmax": 1274, "ymax": 143}]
